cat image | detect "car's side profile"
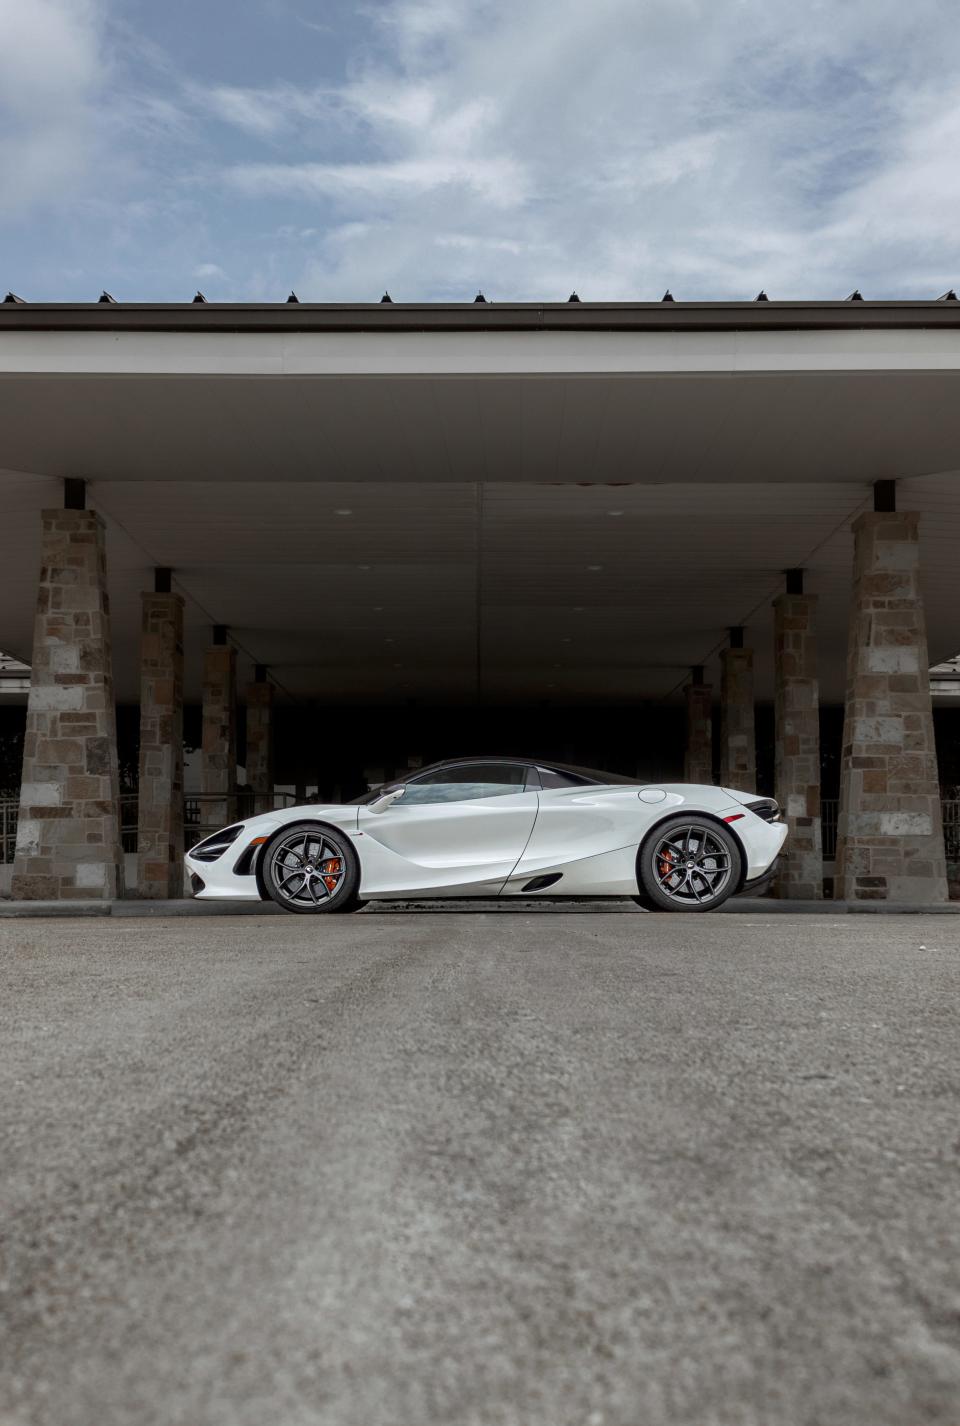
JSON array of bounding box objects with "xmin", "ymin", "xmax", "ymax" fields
[{"xmin": 185, "ymin": 757, "xmax": 788, "ymax": 914}]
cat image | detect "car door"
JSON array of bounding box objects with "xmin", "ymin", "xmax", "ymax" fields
[{"xmin": 356, "ymin": 762, "xmax": 539, "ymax": 896}]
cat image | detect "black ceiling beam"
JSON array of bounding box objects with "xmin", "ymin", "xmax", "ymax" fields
[
  {"xmin": 5, "ymin": 301, "xmax": 960, "ymax": 335},
  {"xmin": 874, "ymin": 480, "xmax": 897, "ymax": 513},
  {"xmin": 63, "ymin": 478, "xmax": 85, "ymax": 510}
]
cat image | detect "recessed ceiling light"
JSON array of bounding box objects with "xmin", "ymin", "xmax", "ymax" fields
[
  {"xmin": 385, "ymin": 637, "xmax": 394, "ymax": 643},
  {"xmin": 358, "ymin": 563, "xmax": 371, "ymax": 570},
  {"xmin": 335, "ymin": 508, "xmax": 353, "ymax": 516},
  {"xmin": 393, "ymin": 662, "xmax": 402, "ymax": 668},
  {"xmin": 573, "ymin": 606, "xmax": 584, "ymax": 612},
  {"xmin": 561, "ymin": 637, "xmax": 571, "ymax": 643},
  {"xmin": 373, "ymin": 605, "xmax": 383, "ymax": 611},
  {"xmin": 607, "ymin": 509, "xmax": 624, "ymax": 516},
  {"xmin": 587, "ymin": 564, "xmax": 603, "ymax": 572}
]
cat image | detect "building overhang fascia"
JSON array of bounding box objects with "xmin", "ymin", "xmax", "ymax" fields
[{"xmin": 3, "ymin": 300, "xmax": 960, "ymax": 335}]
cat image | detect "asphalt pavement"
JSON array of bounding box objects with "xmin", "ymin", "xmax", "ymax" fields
[{"xmin": 2, "ymin": 913, "xmax": 959, "ymax": 1426}]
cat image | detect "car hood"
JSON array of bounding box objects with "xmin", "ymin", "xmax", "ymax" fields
[{"xmin": 186, "ymin": 803, "xmax": 360, "ymax": 854}]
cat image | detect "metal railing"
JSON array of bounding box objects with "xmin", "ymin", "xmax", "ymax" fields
[
  {"xmin": 817, "ymin": 798, "xmax": 960, "ymax": 860},
  {"xmin": 183, "ymin": 792, "xmax": 296, "ymax": 849},
  {"xmin": 1, "ymin": 791, "xmax": 297, "ymax": 862},
  {"xmin": 0, "ymin": 798, "xmax": 16, "ymax": 865}
]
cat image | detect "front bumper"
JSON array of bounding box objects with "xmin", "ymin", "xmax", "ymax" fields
[{"xmin": 184, "ymin": 819, "xmax": 283, "ymax": 899}]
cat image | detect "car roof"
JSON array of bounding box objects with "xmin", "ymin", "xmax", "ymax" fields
[{"xmin": 409, "ymin": 756, "xmax": 640, "ymax": 784}]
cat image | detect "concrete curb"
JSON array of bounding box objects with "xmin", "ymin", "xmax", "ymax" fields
[{"xmin": 0, "ymin": 896, "xmax": 958, "ymax": 918}]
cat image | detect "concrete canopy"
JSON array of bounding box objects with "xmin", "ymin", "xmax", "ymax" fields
[{"xmin": 2, "ymin": 302, "xmax": 960, "ymax": 706}]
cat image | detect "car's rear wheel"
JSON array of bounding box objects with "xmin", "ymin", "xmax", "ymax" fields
[
  {"xmin": 262, "ymin": 821, "xmax": 362, "ymax": 914},
  {"xmin": 636, "ymin": 816, "xmax": 740, "ymax": 912}
]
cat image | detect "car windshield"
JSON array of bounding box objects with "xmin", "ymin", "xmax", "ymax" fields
[{"xmin": 347, "ymin": 759, "xmax": 643, "ymax": 802}]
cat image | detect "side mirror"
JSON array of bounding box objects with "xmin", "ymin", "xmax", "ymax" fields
[{"xmin": 367, "ymin": 784, "xmax": 406, "ymax": 814}]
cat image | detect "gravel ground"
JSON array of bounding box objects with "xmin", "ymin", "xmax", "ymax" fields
[{"xmin": 1, "ymin": 912, "xmax": 959, "ymax": 1426}]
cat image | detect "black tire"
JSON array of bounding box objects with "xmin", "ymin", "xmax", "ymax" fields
[
  {"xmin": 637, "ymin": 815, "xmax": 741, "ymax": 913},
  {"xmin": 261, "ymin": 821, "xmax": 362, "ymax": 915},
  {"xmin": 630, "ymin": 892, "xmax": 657, "ymax": 911}
]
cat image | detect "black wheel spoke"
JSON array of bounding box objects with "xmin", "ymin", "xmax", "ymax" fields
[
  {"xmin": 269, "ymin": 828, "xmax": 348, "ymax": 908},
  {"xmin": 651, "ymin": 824, "xmax": 733, "ymax": 906}
]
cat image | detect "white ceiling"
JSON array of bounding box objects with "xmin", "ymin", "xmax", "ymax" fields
[
  {"xmin": 2, "ymin": 327, "xmax": 960, "ymax": 706},
  {"xmin": 0, "ymin": 370, "xmax": 959, "ymax": 486},
  {"xmin": 3, "ymin": 470, "xmax": 959, "ymax": 706}
]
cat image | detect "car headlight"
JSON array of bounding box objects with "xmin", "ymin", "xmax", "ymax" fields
[{"xmin": 190, "ymin": 824, "xmax": 245, "ymax": 862}]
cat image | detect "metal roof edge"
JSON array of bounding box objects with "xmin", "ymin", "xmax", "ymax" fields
[{"xmin": 2, "ymin": 300, "xmax": 960, "ymax": 334}]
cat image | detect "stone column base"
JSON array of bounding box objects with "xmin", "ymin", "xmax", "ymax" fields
[
  {"xmin": 12, "ymin": 509, "xmax": 124, "ymax": 900},
  {"xmin": 836, "ymin": 512, "xmax": 947, "ymax": 903}
]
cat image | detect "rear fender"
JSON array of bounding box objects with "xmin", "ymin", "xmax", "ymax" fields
[{"xmin": 637, "ymin": 810, "xmax": 748, "ymax": 893}]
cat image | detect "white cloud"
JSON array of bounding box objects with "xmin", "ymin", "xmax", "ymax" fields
[
  {"xmin": 212, "ymin": 0, "xmax": 960, "ymax": 300},
  {"xmin": 0, "ymin": 0, "xmax": 105, "ymax": 214},
  {"xmin": 4, "ymin": 0, "xmax": 960, "ymax": 302},
  {"xmin": 198, "ymin": 82, "xmax": 337, "ymax": 138},
  {"xmin": 226, "ymin": 154, "xmax": 527, "ymax": 207}
]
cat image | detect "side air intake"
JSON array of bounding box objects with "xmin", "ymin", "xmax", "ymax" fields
[{"xmin": 521, "ymin": 873, "xmax": 563, "ymax": 893}]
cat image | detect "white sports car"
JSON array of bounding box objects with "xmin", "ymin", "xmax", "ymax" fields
[{"xmin": 185, "ymin": 757, "xmax": 788, "ymax": 914}]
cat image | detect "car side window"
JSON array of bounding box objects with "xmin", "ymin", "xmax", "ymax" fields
[
  {"xmin": 538, "ymin": 767, "xmax": 595, "ymax": 788},
  {"xmin": 399, "ymin": 763, "xmax": 530, "ymax": 805}
]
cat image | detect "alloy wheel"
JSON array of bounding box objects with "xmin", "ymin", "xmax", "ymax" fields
[
  {"xmin": 651, "ymin": 823, "xmax": 732, "ymax": 906},
  {"xmin": 269, "ymin": 828, "xmax": 348, "ymax": 907}
]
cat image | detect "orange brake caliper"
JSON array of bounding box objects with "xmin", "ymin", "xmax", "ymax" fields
[
  {"xmin": 321, "ymin": 857, "xmax": 342, "ymax": 892},
  {"xmin": 659, "ymin": 848, "xmax": 676, "ymax": 879}
]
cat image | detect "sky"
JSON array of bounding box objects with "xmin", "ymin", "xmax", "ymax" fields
[{"xmin": 1, "ymin": 0, "xmax": 959, "ymax": 303}]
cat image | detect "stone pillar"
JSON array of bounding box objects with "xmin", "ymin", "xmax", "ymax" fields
[
  {"xmin": 244, "ymin": 674, "xmax": 274, "ymax": 806},
  {"xmin": 719, "ymin": 637, "xmax": 756, "ymax": 792},
  {"xmin": 11, "ymin": 509, "xmax": 124, "ymax": 900},
  {"xmin": 137, "ymin": 588, "xmax": 184, "ymax": 898},
  {"xmin": 836, "ymin": 512, "xmax": 947, "ymax": 902},
  {"xmin": 683, "ymin": 679, "xmax": 713, "ymax": 783},
  {"xmin": 202, "ymin": 638, "xmax": 237, "ymax": 830},
  {"xmin": 773, "ymin": 591, "xmax": 822, "ymax": 898}
]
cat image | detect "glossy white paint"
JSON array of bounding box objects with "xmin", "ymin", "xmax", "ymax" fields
[
  {"xmin": 185, "ymin": 777, "xmax": 788, "ymax": 906},
  {"xmin": 356, "ymin": 789, "xmax": 538, "ymax": 896}
]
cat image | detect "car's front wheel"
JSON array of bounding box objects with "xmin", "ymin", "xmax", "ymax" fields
[
  {"xmin": 262, "ymin": 821, "xmax": 362, "ymax": 914},
  {"xmin": 636, "ymin": 816, "xmax": 741, "ymax": 912}
]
